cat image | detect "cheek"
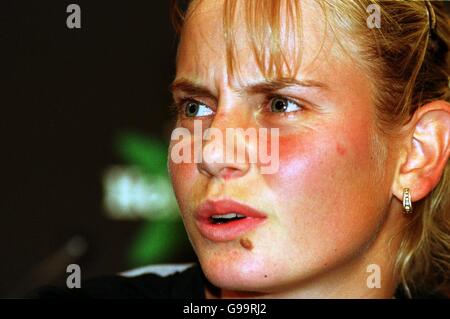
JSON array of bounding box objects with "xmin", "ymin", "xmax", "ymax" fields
[
  {"xmin": 169, "ymin": 160, "xmax": 195, "ymax": 184},
  {"xmin": 168, "ymin": 144, "xmax": 197, "ymax": 208},
  {"xmin": 264, "ymin": 126, "xmax": 378, "ymax": 232},
  {"xmin": 261, "ymin": 127, "xmax": 383, "ymax": 266},
  {"xmin": 335, "ymin": 142, "xmax": 347, "ymax": 156},
  {"xmin": 266, "ymin": 122, "xmax": 375, "ymax": 200},
  {"xmin": 265, "ymin": 133, "xmax": 341, "ymax": 199}
]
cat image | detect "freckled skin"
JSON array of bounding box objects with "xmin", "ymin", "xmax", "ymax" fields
[
  {"xmin": 240, "ymin": 238, "xmax": 253, "ymax": 250},
  {"xmin": 169, "ymin": 0, "xmax": 404, "ymax": 298}
]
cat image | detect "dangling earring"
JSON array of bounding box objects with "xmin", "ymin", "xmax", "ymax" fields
[{"xmin": 402, "ymin": 188, "xmax": 413, "ymax": 214}]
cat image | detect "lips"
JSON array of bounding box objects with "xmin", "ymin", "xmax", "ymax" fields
[{"xmin": 195, "ymin": 199, "xmax": 267, "ymax": 242}]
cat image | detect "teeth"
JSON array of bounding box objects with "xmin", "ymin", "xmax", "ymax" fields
[
  {"xmin": 211, "ymin": 213, "xmax": 246, "ymax": 219},
  {"xmin": 212, "ymin": 213, "xmax": 236, "ymax": 219}
]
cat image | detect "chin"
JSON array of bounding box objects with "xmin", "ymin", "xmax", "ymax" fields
[{"xmin": 197, "ymin": 250, "xmax": 285, "ymax": 293}]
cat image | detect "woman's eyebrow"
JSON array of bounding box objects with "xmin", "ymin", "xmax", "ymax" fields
[
  {"xmin": 169, "ymin": 79, "xmax": 216, "ymax": 99},
  {"xmin": 169, "ymin": 77, "xmax": 329, "ymax": 97},
  {"xmin": 241, "ymin": 78, "xmax": 330, "ymax": 95}
]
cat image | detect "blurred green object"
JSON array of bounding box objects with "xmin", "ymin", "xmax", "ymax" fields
[
  {"xmin": 102, "ymin": 167, "xmax": 179, "ymax": 220},
  {"xmin": 112, "ymin": 130, "xmax": 187, "ymax": 267},
  {"xmin": 116, "ymin": 131, "xmax": 168, "ymax": 178},
  {"xmin": 128, "ymin": 219, "xmax": 188, "ymax": 267}
]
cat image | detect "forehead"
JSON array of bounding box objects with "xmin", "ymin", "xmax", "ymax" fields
[{"xmin": 176, "ymin": 0, "xmax": 351, "ymax": 90}]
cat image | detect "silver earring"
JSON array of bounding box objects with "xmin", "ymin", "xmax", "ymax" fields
[{"xmin": 403, "ymin": 188, "xmax": 413, "ymax": 214}]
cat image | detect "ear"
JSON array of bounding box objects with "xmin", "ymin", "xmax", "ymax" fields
[{"xmin": 392, "ymin": 100, "xmax": 450, "ymax": 204}]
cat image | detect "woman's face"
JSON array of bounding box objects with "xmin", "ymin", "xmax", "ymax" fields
[{"xmin": 169, "ymin": 0, "xmax": 398, "ymax": 295}]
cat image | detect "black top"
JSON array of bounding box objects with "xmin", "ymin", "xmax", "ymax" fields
[{"xmin": 33, "ymin": 264, "xmax": 207, "ymax": 299}]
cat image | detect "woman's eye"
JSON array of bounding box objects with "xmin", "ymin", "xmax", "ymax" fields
[
  {"xmin": 270, "ymin": 97, "xmax": 301, "ymax": 113},
  {"xmin": 184, "ymin": 100, "xmax": 214, "ymax": 117}
]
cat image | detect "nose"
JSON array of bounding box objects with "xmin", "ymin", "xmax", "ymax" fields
[{"xmin": 197, "ymin": 124, "xmax": 251, "ymax": 180}]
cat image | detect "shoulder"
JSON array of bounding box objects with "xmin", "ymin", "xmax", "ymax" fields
[{"xmin": 33, "ymin": 263, "xmax": 205, "ymax": 299}]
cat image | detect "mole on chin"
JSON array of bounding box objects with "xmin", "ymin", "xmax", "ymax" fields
[{"xmin": 240, "ymin": 238, "xmax": 253, "ymax": 250}]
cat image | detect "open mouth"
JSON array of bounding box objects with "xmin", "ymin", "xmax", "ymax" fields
[
  {"xmin": 195, "ymin": 199, "xmax": 267, "ymax": 242},
  {"xmin": 209, "ymin": 213, "xmax": 247, "ymax": 224}
]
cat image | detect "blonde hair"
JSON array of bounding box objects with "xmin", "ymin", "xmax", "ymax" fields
[{"xmin": 171, "ymin": 0, "xmax": 450, "ymax": 298}]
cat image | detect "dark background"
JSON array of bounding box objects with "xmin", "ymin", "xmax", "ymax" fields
[{"xmin": 2, "ymin": 0, "xmax": 196, "ymax": 297}]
